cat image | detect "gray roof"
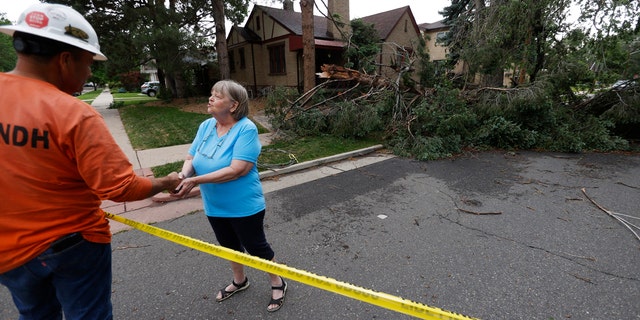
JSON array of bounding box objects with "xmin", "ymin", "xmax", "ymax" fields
[
  {"xmin": 418, "ymin": 20, "xmax": 449, "ymax": 31},
  {"xmin": 256, "ymin": 5, "xmax": 334, "ymax": 40},
  {"xmin": 231, "ymin": 25, "xmax": 261, "ymax": 42},
  {"xmin": 241, "ymin": 5, "xmax": 422, "ymax": 42},
  {"xmin": 358, "ymin": 6, "xmax": 419, "ymax": 40}
]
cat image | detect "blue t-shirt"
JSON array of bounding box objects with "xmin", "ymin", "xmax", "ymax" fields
[{"xmin": 189, "ymin": 117, "xmax": 265, "ymax": 217}]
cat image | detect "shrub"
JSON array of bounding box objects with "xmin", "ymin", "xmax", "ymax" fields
[
  {"xmin": 264, "ymin": 86, "xmax": 299, "ymax": 131},
  {"xmin": 328, "ymin": 100, "xmax": 382, "ymax": 138},
  {"xmin": 474, "ymin": 116, "xmax": 537, "ymax": 150}
]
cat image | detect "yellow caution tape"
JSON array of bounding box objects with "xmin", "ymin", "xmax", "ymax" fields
[{"xmin": 106, "ymin": 212, "xmax": 477, "ymax": 320}]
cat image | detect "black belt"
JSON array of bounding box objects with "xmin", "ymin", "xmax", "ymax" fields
[{"xmin": 50, "ymin": 233, "xmax": 84, "ymax": 253}]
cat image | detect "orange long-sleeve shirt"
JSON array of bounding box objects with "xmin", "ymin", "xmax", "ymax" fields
[{"xmin": 0, "ymin": 73, "xmax": 152, "ymax": 274}]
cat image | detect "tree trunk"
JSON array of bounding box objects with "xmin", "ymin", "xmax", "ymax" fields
[
  {"xmin": 300, "ymin": 0, "xmax": 316, "ymax": 93},
  {"xmin": 174, "ymin": 71, "xmax": 186, "ymax": 98},
  {"xmin": 213, "ymin": 0, "xmax": 229, "ymax": 80}
]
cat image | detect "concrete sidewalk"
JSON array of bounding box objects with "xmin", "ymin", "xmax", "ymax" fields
[{"xmin": 90, "ymin": 90, "xmax": 393, "ymax": 233}]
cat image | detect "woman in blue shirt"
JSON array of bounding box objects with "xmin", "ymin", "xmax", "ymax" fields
[{"xmin": 173, "ymin": 80, "xmax": 286, "ymax": 312}]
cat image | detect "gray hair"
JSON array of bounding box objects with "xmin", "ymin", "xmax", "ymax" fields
[{"xmin": 212, "ymin": 80, "xmax": 249, "ymax": 120}]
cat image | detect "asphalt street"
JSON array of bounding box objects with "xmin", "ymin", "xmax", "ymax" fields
[{"xmin": 1, "ymin": 151, "xmax": 639, "ymax": 319}]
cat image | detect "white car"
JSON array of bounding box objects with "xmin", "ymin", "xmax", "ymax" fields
[{"xmin": 141, "ymin": 81, "xmax": 160, "ymax": 97}]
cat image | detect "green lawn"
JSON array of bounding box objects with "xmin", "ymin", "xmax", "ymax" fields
[
  {"xmin": 120, "ymin": 106, "xmax": 211, "ymax": 149},
  {"xmin": 111, "ymin": 92, "xmax": 159, "ymax": 107},
  {"xmin": 151, "ymin": 135, "xmax": 381, "ymax": 176},
  {"xmin": 76, "ymin": 89, "xmax": 102, "ymax": 104},
  {"xmin": 117, "ymin": 99, "xmax": 382, "ymax": 177}
]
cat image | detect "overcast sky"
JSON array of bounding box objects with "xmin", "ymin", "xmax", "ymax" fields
[{"xmin": 1, "ymin": 0, "xmax": 450, "ymax": 31}]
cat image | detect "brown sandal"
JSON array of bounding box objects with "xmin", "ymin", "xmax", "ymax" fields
[
  {"xmin": 267, "ymin": 278, "xmax": 287, "ymax": 312},
  {"xmin": 216, "ymin": 277, "xmax": 249, "ymax": 302}
]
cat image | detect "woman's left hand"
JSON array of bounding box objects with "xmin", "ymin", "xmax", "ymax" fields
[{"xmin": 171, "ymin": 176, "xmax": 197, "ymax": 198}]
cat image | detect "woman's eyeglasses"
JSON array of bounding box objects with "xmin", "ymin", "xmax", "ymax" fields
[{"xmin": 197, "ymin": 129, "xmax": 225, "ymax": 159}]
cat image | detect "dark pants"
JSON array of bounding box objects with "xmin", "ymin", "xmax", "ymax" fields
[
  {"xmin": 207, "ymin": 210, "xmax": 275, "ymax": 261},
  {"xmin": 0, "ymin": 234, "xmax": 113, "ymax": 320}
]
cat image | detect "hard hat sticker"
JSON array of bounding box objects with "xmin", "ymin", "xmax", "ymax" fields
[
  {"xmin": 25, "ymin": 12, "xmax": 49, "ymax": 29},
  {"xmin": 65, "ymin": 25, "xmax": 89, "ymax": 41}
]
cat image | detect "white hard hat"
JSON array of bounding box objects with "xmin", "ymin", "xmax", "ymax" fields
[{"xmin": 0, "ymin": 3, "xmax": 107, "ymax": 61}]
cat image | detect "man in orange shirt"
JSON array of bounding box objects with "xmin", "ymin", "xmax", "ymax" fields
[{"xmin": 0, "ymin": 3, "xmax": 180, "ymax": 319}]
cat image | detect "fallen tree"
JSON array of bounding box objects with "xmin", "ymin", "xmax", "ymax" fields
[{"xmin": 265, "ymin": 61, "xmax": 635, "ymax": 160}]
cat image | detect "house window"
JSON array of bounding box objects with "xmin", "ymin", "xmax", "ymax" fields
[
  {"xmin": 404, "ymin": 20, "xmax": 408, "ymax": 32},
  {"xmin": 268, "ymin": 44, "xmax": 286, "ymax": 74},
  {"xmin": 229, "ymin": 50, "xmax": 236, "ymax": 73},
  {"xmin": 239, "ymin": 47, "xmax": 246, "ymax": 69},
  {"xmin": 256, "ymin": 17, "xmax": 261, "ymax": 31},
  {"xmin": 436, "ymin": 31, "xmax": 448, "ymax": 46}
]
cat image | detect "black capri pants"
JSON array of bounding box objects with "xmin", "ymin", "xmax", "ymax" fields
[{"xmin": 207, "ymin": 209, "xmax": 275, "ymax": 261}]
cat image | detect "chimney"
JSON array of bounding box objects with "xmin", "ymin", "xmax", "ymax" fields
[
  {"xmin": 326, "ymin": 0, "xmax": 350, "ymax": 39},
  {"xmin": 283, "ymin": 0, "xmax": 294, "ymax": 11}
]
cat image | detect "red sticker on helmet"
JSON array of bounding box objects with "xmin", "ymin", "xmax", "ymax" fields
[{"xmin": 25, "ymin": 11, "xmax": 49, "ymax": 29}]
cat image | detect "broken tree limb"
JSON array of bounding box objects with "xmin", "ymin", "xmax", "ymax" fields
[
  {"xmin": 456, "ymin": 207, "xmax": 503, "ymax": 215},
  {"xmin": 581, "ymin": 188, "xmax": 640, "ymax": 242},
  {"xmin": 440, "ymin": 190, "xmax": 503, "ymax": 215},
  {"xmin": 316, "ymin": 64, "xmax": 389, "ymax": 87}
]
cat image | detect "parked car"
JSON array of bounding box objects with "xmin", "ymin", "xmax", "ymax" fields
[
  {"xmin": 611, "ymin": 79, "xmax": 637, "ymax": 89},
  {"xmin": 141, "ymin": 81, "xmax": 160, "ymax": 97}
]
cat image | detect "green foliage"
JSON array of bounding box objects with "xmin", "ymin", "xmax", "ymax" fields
[
  {"xmin": 440, "ymin": 0, "xmax": 625, "ymax": 86},
  {"xmin": 328, "ymin": 100, "xmax": 383, "ymax": 138},
  {"xmin": 344, "ymin": 19, "xmax": 380, "ymax": 73},
  {"xmin": 601, "ymin": 85, "xmax": 640, "ymax": 125},
  {"xmin": 290, "ymin": 108, "xmax": 328, "ymax": 136},
  {"xmin": 151, "ymin": 134, "xmax": 381, "ymax": 177},
  {"xmin": 415, "ymin": 36, "xmax": 442, "ymax": 88},
  {"xmin": 408, "ymin": 135, "xmax": 458, "ymax": 161},
  {"xmin": 120, "ymin": 106, "xmax": 211, "ymax": 149},
  {"xmin": 385, "ymin": 87, "xmax": 473, "ymax": 159},
  {"xmin": 0, "ymin": 13, "xmax": 16, "ymax": 72},
  {"xmin": 474, "ymin": 116, "xmax": 538, "ymax": 150},
  {"xmin": 264, "ymin": 86, "xmax": 300, "ymax": 131},
  {"xmin": 577, "ymin": 116, "xmax": 628, "ymax": 151},
  {"xmin": 266, "ymin": 85, "xmax": 386, "ymax": 139},
  {"xmin": 152, "ymin": 161, "xmax": 184, "ymax": 177},
  {"xmin": 267, "ymin": 76, "xmax": 632, "ymax": 160},
  {"xmin": 118, "ymin": 71, "xmax": 144, "ymax": 92},
  {"xmin": 49, "ymin": 0, "xmax": 243, "ymax": 98}
]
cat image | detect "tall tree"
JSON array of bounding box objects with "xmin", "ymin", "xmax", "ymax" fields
[
  {"xmin": 575, "ymin": 0, "xmax": 640, "ymax": 81},
  {"xmin": 50, "ymin": 0, "xmax": 249, "ymax": 96},
  {"xmin": 344, "ymin": 19, "xmax": 380, "ymax": 74},
  {"xmin": 0, "ymin": 13, "xmax": 17, "ymax": 72},
  {"xmin": 300, "ymin": 0, "xmax": 316, "ymax": 93},
  {"xmin": 442, "ymin": 0, "xmax": 571, "ymax": 87},
  {"xmin": 212, "ymin": 0, "xmax": 229, "ymax": 79},
  {"xmin": 442, "ymin": 0, "xmax": 638, "ymax": 88}
]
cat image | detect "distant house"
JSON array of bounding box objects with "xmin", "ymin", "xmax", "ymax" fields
[
  {"xmin": 227, "ymin": 1, "xmax": 429, "ymax": 94},
  {"xmin": 357, "ymin": 6, "xmax": 422, "ymax": 80},
  {"xmin": 140, "ymin": 60, "xmax": 159, "ymax": 82},
  {"xmin": 227, "ymin": 0, "xmax": 348, "ymax": 96},
  {"xmin": 419, "ymin": 21, "xmax": 449, "ymax": 66},
  {"xmin": 420, "ymin": 20, "xmax": 521, "ymax": 87}
]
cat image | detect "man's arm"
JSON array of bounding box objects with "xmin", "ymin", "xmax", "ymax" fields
[{"xmin": 148, "ymin": 172, "xmax": 181, "ymax": 197}]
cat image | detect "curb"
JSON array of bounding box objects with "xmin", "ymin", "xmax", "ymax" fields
[
  {"xmin": 258, "ymin": 144, "xmax": 384, "ymax": 179},
  {"xmin": 150, "ymin": 144, "xmax": 385, "ymax": 203}
]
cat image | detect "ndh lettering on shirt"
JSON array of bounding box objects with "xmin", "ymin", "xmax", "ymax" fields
[{"xmin": 0, "ymin": 123, "xmax": 50, "ymax": 149}]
